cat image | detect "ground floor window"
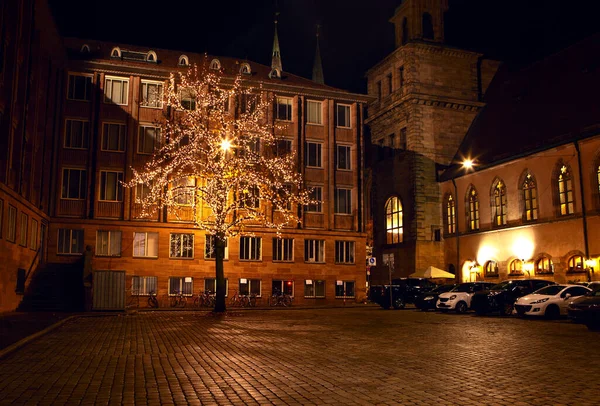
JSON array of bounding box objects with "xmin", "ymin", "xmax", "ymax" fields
[
  {"xmin": 204, "ymin": 278, "xmax": 228, "ymax": 296},
  {"xmin": 335, "ymin": 280, "xmax": 355, "ymax": 298},
  {"xmin": 304, "ymin": 280, "xmax": 325, "ymax": 298},
  {"xmin": 239, "ymin": 278, "xmax": 261, "ymax": 296},
  {"xmin": 133, "ymin": 232, "xmax": 159, "ymax": 258},
  {"xmin": 272, "ymin": 280, "xmax": 294, "ymax": 296},
  {"xmin": 169, "ymin": 276, "xmax": 193, "ymax": 296},
  {"xmin": 132, "ymin": 276, "xmax": 158, "ymax": 295},
  {"xmin": 335, "ymin": 240, "xmax": 355, "ymax": 264},
  {"xmin": 57, "ymin": 228, "xmax": 84, "ymax": 255},
  {"xmin": 96, "ymin": 230, "xmax": 122, "ymax": 257}
]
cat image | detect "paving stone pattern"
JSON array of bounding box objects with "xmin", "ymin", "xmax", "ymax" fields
[{"xmin": 0, "ymin": 307, "xmax": 599, "ymax": 405}]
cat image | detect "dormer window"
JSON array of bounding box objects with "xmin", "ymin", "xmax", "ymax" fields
[
  {"xmin": 240, "ymin": 63, "xmax": 252, "ymax": 75},
  {"xmin": 269, "ymin": 68, "xmax": 281, "ymax": 79},
  {"xmin": 210, "ymin": 59, "xmax": 221, "ymax": 70},
  {"xmin": 178, "ymin": 55, "xmax": 189, "ymax": 67},
  {"xmin": 111, "ymin": 47, "xmax": 121, "ymax": 58},
  {"xmin": 80, "ymin": 44, "xmax": 90, "ymax": 53},
  {"xmin": 146, "ymin": 50, "xmax": 157, "ymax": 63}
]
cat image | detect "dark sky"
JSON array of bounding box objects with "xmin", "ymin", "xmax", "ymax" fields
[{"xmin": 48, "ymin": 0, "xmax": 600, "ymax": 93}]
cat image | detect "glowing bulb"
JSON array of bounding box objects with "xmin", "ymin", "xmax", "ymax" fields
[
  {"xmin": 220, "ymin": 139, "xmax": 231, "ymax": 151},
  {"xmin": 462, "ymin": 159, "xmax": 473, "ymax": 169}
]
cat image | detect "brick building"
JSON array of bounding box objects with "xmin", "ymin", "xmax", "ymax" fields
[{"xmin": 0, "ymin": 0, "xmax": 371, "ymax": 312}]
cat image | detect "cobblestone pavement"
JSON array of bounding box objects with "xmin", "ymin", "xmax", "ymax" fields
[{"xmin": 0, "ymin": 307, "xmax": 599, "ymax": 405}]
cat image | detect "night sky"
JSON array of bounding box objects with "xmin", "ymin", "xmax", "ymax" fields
[{"xmin": 48, "ymin": 0, "xmax": 600, "ymax": 93}]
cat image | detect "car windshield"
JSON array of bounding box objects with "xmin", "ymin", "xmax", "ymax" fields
[
  {"xmin": 432, "ymin": 285, "xmax": 453, "ymax": 293},
  {"xmin": 490, "ymin": 281, "xmax": 513, "ymax": 291},
  {"xmin": 533, "ymin": 285, "xmax": 566, "ymax": 296},
  {"xmin": 451, "ymin": 284, "xmax": 473, "ymax": 293}
]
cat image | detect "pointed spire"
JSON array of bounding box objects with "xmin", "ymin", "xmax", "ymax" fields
[
  {"xmin": 312, "ymin": 24, "xmax": 324, "ymax": 85},
  {"xmin": 271, "ymin": 11, "xmax": 283, "ymax": 74}
]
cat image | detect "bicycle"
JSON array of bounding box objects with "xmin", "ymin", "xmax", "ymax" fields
[
  {"xmin": 169, "ymin": 291, "xmax": 187, "ymax": 308},
  {"xmin": 193, "ymin": 291, "xmax": 215, "ymax": 308},
  {"xmin": 269, "ymin": 292, "xmax": 292, "ymax": 307},
  {"xmin": 147, "ymin": 291, "xmax": 159, "ymax": 308}
]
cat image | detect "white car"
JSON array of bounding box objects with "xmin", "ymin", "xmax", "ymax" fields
[
  {"xmin": 436, "ymin": 282, "xmax": 495, "ymax": 313},
  {"xmin": 514, "ymin": 284, "xmax": 591, "ymax": 318}
]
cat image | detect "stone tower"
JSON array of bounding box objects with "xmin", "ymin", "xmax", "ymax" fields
[{"xmin": 365, "ymin": 0, "xmax": 499, "ymax": 280}]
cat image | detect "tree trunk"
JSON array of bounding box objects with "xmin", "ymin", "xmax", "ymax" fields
[{"xmin": 214, "ymin": 234, "xmax": 227, "ymax": 313}]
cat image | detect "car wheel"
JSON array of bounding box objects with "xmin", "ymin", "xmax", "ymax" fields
[
  {"xmin": 544, "ymin": 305, "xmax": 560, "ymax": 320},
  {"xmin": 500, "ymin": 302, "xmax": 514, "ymax": 317},
  {"xmin": 393, "ymin": 298, "xmax": 405, "ymax": 310},
  {"xmin": 455, "ymin": 301, "xmax": 468, "ymax": 314}
]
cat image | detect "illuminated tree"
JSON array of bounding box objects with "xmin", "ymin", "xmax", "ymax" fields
[{"xmin": 126, "ymin": 61, "xmax": 312, "ymax": 312}]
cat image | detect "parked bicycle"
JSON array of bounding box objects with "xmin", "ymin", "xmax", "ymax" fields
[
  {"xmin": 169, "ymin": 291, "xmax": 187, "ymax": 308},
  {"xmin": 269, "ymin": 292, "xmax": 292, "ymax": 307},
  {"xmin": 147, "ymin": 290, "xmax": 159, "ymax": 308},
  {"xmin": 229, "ymin": 291, "xmax": 257, "ymax": 308},
  {"xmin": 193, "ymin": 290, "xmax": 215, "ymax": 308}
]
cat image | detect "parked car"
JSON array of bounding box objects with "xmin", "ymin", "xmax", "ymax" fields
[
  {"xmin": 575, "ymin": 281, "xmax": 600, "ymax": 291},
  {"xmin": 414, "ymin": 284, "xmax": 456, "ymax": 311},
  {"xmin": 436, "ymin": 282, "xmax": 496, "ymax": 313},
  {"xmin": 470, "ymin": 279, "xmax": 555, "ymax": 316},
  {"xmin": 567, "ymin": 288, "xmax": 600, "ymax": 330},
  {"xmin": 514, "ymin": 284, "xmax": 591, "ymax": 318},
  {"xmin": 369, "ymin": 278, "xmax": 437, "ymax": 309}
]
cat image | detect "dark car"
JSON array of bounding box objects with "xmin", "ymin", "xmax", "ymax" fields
[
  {"xmin": 414, "ymin": 284, "xmax": 456, "ymax": 311},
  {"xmin": 567, "ymin": 289, "xmax": 600, "ymax": 330},
  {"xmin": 369, "ymin": 278, "xmax": 437, "ymax": 309},
  {"xmin": 470, "ymin": 279, "xmax": 555, "ymax": 316}
]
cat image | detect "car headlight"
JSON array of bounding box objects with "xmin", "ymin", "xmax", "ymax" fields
[
  {"xmin": 449, "ymin": 295, "xmax": 457, "ymax": 300},
  {"xmin": 530, "ymin": 298, "xmax": 549, "ymax": 305},
  {"xmin": 424, "ymin": 296, "xmax": 434, "ymax": 301}
]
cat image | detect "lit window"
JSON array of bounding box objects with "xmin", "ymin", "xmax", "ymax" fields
[
  {"xmin": 239, "ymin": 186, "xmax": 260, "ymax": 209},
  {"xmin": 273, "ymin": 238, "xmax": 294, "ymax": 262},
  {"xmin": 272, "ymin": 280, "xmax": 294, "ymax": 296},
  {"xmin": 146, "ymin": 50, "xmax": 157, "ymax": 63},
  {"xmin": 240, "ymin": 236, "xmax": 262, "ymax": 261},
  {"xmin": 19, "ymin": 212, "xmax": 27, "ymax": 246},
  {"xmin": 131, "ymin": 276, "xmax": 158, "ymax": 295},
  {"xmin": 57, "ymin": 229, "xmax": 83, "ymax": 255},
  {"xmin": 568, "ymin": 255, "xmax": 584, "ymax": 272},
  {"xmin": 209, "ymin": 59, "xmax": 221, "ymax": 70},
  {"xmin": 67, "ymin": 74, "xmax": 92, "ymax": 101},
  {"xmin": 275, "ymin": 97, "xmax": 292, "ymax": 121},
  {"xmin": 558, "ymin": 165, "xmax": 574, "ymax": 215},
  {"xmin": 305, "ymin": 142, "xmax": 322, "ymax": 167},
  {"xmin": 169, "ymin": 233, "xmax": 194, "ymax": 258},
  {"xmin": 96, "ymin": 230, "xmax": 122, "ymax": 257},
  {"xmin": 180, "ymin": 88, "xmax": 196, "ymax": 110},
  {"xmin": 305, "ymin": 186, "xmax": 322, "ymax": 213},
  {"xmin": 306, "ymin": 100, "xmax": 322, "ymax": 124},
  {"xmin": 385, "ymin": 196, "xmax": 403, "ymax": 244},
  {"xmin": 240, "ymin": 63, "xmax": 251, "ymax": 75},
  {"xmin": 104, "ymin": 76, "xmax": 129, "ymax": 105},
  {"xmin": 446, "ymin": 195, "xmax": 456, "ymax": 234},
  {"xmin": 64, "ymin": 119, "xmax": 89, "ymax": 149},
  {"xmin": 168, "ymin": 276, "xmax": 193, "ymax": 295},
  {"xmin": 99, "ymin": 171, "xmax": 124, "ymax": 201},
  {"xmin": 336, "ymin": 104, "xmax": 351, "ymax": 128},
  {"xmin": 334, "ymin": 188, "xmax": 352, "ymax": 214},
  {"xmin": 102, "ymin": 123, "xmax": 126, "ymax": 152},
  {"xmin": 304, "ymin": 239, "xmax": 325, "ymax": 263},
  {"xmin": 110, "ymin": 47, "xmax": 121, "ymax": 58},
  {"xmin": 133, "ymin": 232, "xmax": 158, "ymax": 258},
  {"xmin": 178, "ymin": 55, "xmax": 189, "ymax": 66},
  {"xmin": 205, "ymin": 235, "xmax": 228, "ymax": 260},
  {"xmin": 509, "ymin": 259, "xmax": 523, "ymax": 275},
  {"xmin": 239, "ymin": 278, "xmax": 261, "ymax": 296},
  {"xmin": 535, "ymin": 256, "xmax": 553, "ymax": 274},
  {"xmin": 493, "ymin": 180, "xmax": 507, "ymax": 226},
  {"xmin": 484, "ymin": 260, "xmax": 498, "ymax": 276},
  {"xmin": 170, "ymin": 177, "xmax": 195, "ymax": 205},
  {"xmin": 467, "ymin": 188, "xmax": 479, "ymax": 231},
  {"xmin": 138, "ymin": 126, "xmax": 161, "ymax": 154},
  {"xmin": 336, "ymin": 145, "xmax": 351, "ymax": 170},
  {"xmin": 304, "ymin": 280, "xmax": 325, "ymax": 298},
  {"xmin": 141, "ymin": 80, "xmax": 163, "ymax": 108},
  {"xmin": 335, "ymin": 241, "xmax": 355, "ymax": 264},
  {"xmin": 61, "ymin": 168, "xmax": 87, "ymax": 199},
  {"xmin": 335, "ymin": 281, "xmax": 355, "ymax": 298},
  {"xmin": 523, "ymin": 173, "xmax": 538, "ymax": 221}
]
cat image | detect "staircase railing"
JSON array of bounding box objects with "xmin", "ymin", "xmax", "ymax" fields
[{"xmin": 16, "ymin": 247, "xmax": 41, "ymax": 294}]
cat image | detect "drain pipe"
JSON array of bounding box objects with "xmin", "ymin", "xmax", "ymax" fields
[{"xmin": 574, "ymin": 140, "xmax": 590, "ymax": 280}]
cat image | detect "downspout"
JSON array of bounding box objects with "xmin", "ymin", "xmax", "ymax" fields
[
  {"xmin": 574, "ymin": 141, "xmax": 590, "ymax": 277},
  {"xmin": 452, "ymin": 178, "xmax": 460, "ymax": 283}
]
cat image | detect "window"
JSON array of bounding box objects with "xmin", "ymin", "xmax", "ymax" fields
[
  {"xmin": 96, "ymin": 230, "xmax": 122, "ymax": 257},
  {"xmin": 132, "ymin": 276, "xmax": 158, "ymax": 295},
  {"xmin": 171, "ymin": 177, "xmax": 195, "ymax": 205},
  {"xmin": 67, "ymin": 74, "xmax": 92, "ymax": 101},
  {"xmin": 141, "ymin": 80, "xmax": 163, "ymax": 108},
  {"xmin": 204, "ymin": 278, "xmax": 228, "ymax": 295},
  {"xmin": 64, "ymin": 119, "xmax": 89, "ymax": 149},
  {"xmin": 239, "ymin": 236, "xmax": 262, "ymax": 261},
  {"xmin": 305, "ymin": 186, "xmax": 322, "ymax": 213},
  {"xmin": 467, "ymin": 188, "xmax": 480, "ymax": 231},
  {"xmin": 170, "ymin": 233, "xmax": 194, "ymax": 258},
  {"xmin": 399, "ymin": 66, "xmax": 405, "ymax": 88},
  {"xmin": 272, "ymin": 280, "xmax": 294, "ymax": 296},
  {"xmin": 240, "ymin": 63, "xmax": 252, "ymax": 75},
  {"xmin": 336, "ymin": 104, "xmax": 351, "ymax": 128},
  {"xmin": 146, "ymin": 51, "xmax": 157, "ymax": 63},
  {"xmin": 484, "ymin": 260, "xmax": 499, "ymax": 277},
  {"xmin": 104, "ymin": 76, "xmax": 129, "ymax": 105},
  {"xmin": 240, "ymin": 94, "xmax": 258, "ymax": 114},
  {"xmin": 57, "ymin": 229, "xmax": 83, "ymax": 255},
  {"xmin": 275, "ymin": 139, "xmax": 292, "ymax": 156},
  {"xmin": 401, "ymin": 18, "xmax": 408, "ymax": 45},
  {"xmin": 209, "ymin": 59, "xmax": 221, "ymax": 70},
  {"xmin": 422, "ymin": 12, "xmax": 434, "ymax": 40},
  {"xmin": 99, "ymin": 171, "xmax": 124, "ymax": 201},
  {"xmin": 204, "ymin": 235, "xmax": 228, "ymax": 260},
  {"xmin": 138, "ymin": 126, "xmax": 161, "ymax": 154},
  {"xmin": 19, "ymin": 212, "xmax": 27, "ymax": 246},
  {"xmin": 30, "ymin": 219, "xmax": 38, "ymax": 250},
  {"xmin": 376, "ymin": 81, "xmax": 382, "ymax": 100},
  {"xmin": 273, "ymin": 238, "xmax": 293, "ymax": 262},
  {"xmin": 134, "ymin": 182, "xmax": 152, "ymax": 202},
  {"xmin": 111, "ymin": 47, "xmax": 121, "ymax": 58},
  {"xmin": 558, "ymin": 165, "xmax": 574, "ymax": 215},
  {"xmin": 239, "ymin": 186, "xmax": 260, "ymax": 208},
  {"xmin": 523, "ymin": 173, "xmax": 538, "ymax": 221},
  {"xmin": 304, "ymin": 280, "xmax": 325, "ymax": 298},
  {"xmin": 275, "ymin": 97, "xmax": 292, "ymax": 121},
  {"xmin": 399, "ymin": 127, "xmax": 407, "ymax": 150},
  {"xmin": 306, "ymin": 100, "xmax": 322, "ymax": 124},
  {"xmin": 336, "ymin": 145, "xmax": 351, "ymax": 170},
  {"xmin": 239, "ymin": 278, "xmax": 261, "ymax": 296},
  {"xmin": 305, "ymin": 142, "xmax": 322, "ymax": 167},
  {"xmin": 446, "ymin": 195, "xmax": 456, "ymax": 234},
  {"xmin": 61, "ymin": 168, "xmax": 87, "ymax": 199},
  {"xmin": 7, "ymin": 205, "xmax": 16, "ymax": 242},
  {"xmin": 102, "ymin": 123, "xmax": 126, "ymax": 152},
  {"xmin": 535, "ymin": 256, "xmax": 553, "ymax": 274},
  {"xmin": 335, "ymin": 281, "xmax": 355, "ymax": 298},
  {"xmin": 493, "ymin": 181, "xmax": 507, "ymax": 226},
  {"xmin": 385, "ymin": 196, "xmax": 403, "ymax": 244},
  {"xmin": 509, "ymin": 260, "xmax": 523, "ymax": 275},
  {"xmin": 387, "ymin": 73, "xmax": 393, "ymax": 95},
  {"xmin": 178, "ymin": 55, "xmax": 189, "ymax": 66},
  {"xmin": 568, "ymin": 255, "xmax": 584, "ymax": 272},
  {"xmin": 335, "ymin": 188, "xmax": 352, "ymax": 214},
  {"xmin": 335, "ymin": 241, "xmax": 355, "ymax": 264},
  {"xmin": 169, "ymin": 277, "xmax": 193, "ymax": 296},
  {"xmin": 180, "ymin": 88, "xmax": 196, "ymax": 110},
  {"xmin": 304, "ymin": 239, "xmax": 325, "ymax": 263},
  {"xmin": 133, "ymin": 232, "xmax": 158, "ymax": 258}
]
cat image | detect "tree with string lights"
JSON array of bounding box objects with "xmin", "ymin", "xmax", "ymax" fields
[{"xmin": 126, "ymin": 62, "xmax": 312, "ymax": 313}]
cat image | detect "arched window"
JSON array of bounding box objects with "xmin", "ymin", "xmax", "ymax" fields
[
  {"xmin": 509, "ymin": 259, "xmax": 523, "ymax": 275},
  {"xmin": 422, "ymin": 13, "xmax": 434, "ymax": 40},
  {"xmin": 269, "ymin": 68, "xmax": 281, "ymax": 79},
  {"xmin": 401, "ymin": 18, "xmax": 408, "ymax": 45},
  {"xmin": 210, "ymin": 59, "xmax": 221, "ymax": 70},
  {"xmin": 446, "ymin": 195, "xmax": 456, "ymax": 234},
  {"xmin": 111, "ymin": 47, "xmax": 121, "ymax": 58},
  {"xmin": 484, "ymin": 260, "xmax": 498, "ymax": 277},
  {"xmin": 80, "ymin": 44, "xmax": 90, "ymax": 53},
  {"xmin": 240, "ymin": 63, "xmax": 252, "ymax": 75},
  {"xmin": 493, "ymin": 180, "xmax": 507, "ymax": 226},
  {"xmin": 385, "ymin": 196, "xmax": 403, "ymax": 244},
  {"xmin": 568, "ymin": 255, "xmax": 584, "ymax": 272},
  {"xmin": 522, "ymin": 173, "xmax": 538, "ymax": 221},
  {"xmin": 558, "ymin": 164, "xmax": 574, "ymax": 215},
  {"xmin": 178, "ymin": 55, "xmax": 189, "ymax": 66},
  {"xmin": 467, "ymin": 187, "xmax": 479, "ymax": 231},
  {"xmin": 535, "ymin": 256, "xmax": 553, "ymax": 274},
  {"xmin": 146, "ymin": 50, "xmax": 157, "ymax": 63}
]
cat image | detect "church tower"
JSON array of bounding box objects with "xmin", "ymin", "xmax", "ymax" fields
[{"xmin": 365, "ymin": 0, "xmax": 499, "ymax": 280}]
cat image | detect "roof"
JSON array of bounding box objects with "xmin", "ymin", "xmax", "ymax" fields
[{"xmin": 440, "ymin": 33, "xmax": 600, "ymax": 181}]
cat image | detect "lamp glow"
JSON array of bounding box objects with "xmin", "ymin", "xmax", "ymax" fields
[
  {"xmin": 220, "ymin": 139, "xmax": 232, "ymax": 151},
  {"xmin": 462, "ymin": 159, "xmax": 473, "ymax": 169}
]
